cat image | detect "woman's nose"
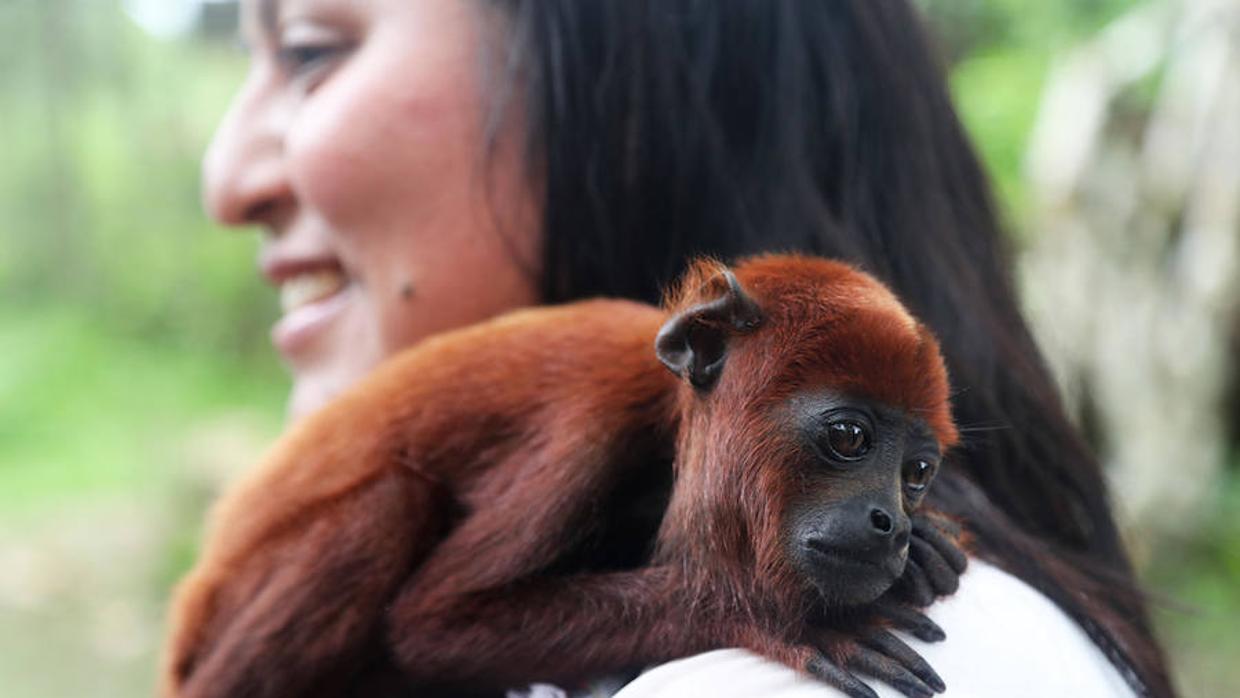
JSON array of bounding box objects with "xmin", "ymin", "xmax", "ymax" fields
[{"xmin": 202, "ymin": 69, "xmax": 292, "ymax": 227}]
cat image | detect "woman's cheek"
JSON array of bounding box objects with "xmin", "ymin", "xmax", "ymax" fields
[
  {"xmin": 286, "ymin": 50, "xmax": 478, "ymax": 224},
  {"xmin": 283, "ymin": 81, "xmax": 383, "ymax": 228}
]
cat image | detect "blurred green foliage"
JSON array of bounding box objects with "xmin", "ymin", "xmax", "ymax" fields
[
  {"xmin": 0, "ymin": 1, "xmax": 1234, "ymax": 697},
  {"xmin": 0, "ymin": 4, "xmax": 284, "ymax": 695},
  {"xmin": 0, "ymin": 0, "xmax": 274, "ymax": 354},
  {"xmin": 925, "ymin": 0, "xmax": 1138, "ymax": 227},
  {"xmin": 0, "ymin": 305, "xmax": 281, "ymax": 514},
  {"xmin": 0, "ymin": 0, "xmax": 285, "ymax": 512}
]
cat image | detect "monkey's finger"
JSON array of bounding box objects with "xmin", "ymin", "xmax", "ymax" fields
[
  {"xmin": 861, "ymin": 630, "xmax": 946, "ymax": 693},
  {"xmin": 912, "ymin": 519, "xmax": 968, "ymax": 574},
  {"xmin": 875, "ymin": 602, "xmax": 945, "ymax": 643},
  {"xmin": 910, "ymin": 537, "xmax": 959, "ymax": 597},
  {"xmin": 847, "ymin": 647, "xmax": 939, "ymax": 698},
  {"xmin": 807, "ymin": 654, "xmax": 880, "ymax": 698},
  {"xmin": 898, "ymin": 559, "xmax": 936, "ymax": 607}
]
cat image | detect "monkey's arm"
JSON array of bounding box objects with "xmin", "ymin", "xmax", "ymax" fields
[
  {"xmin": 387, "ymin": 566, "xmax": 706, "ymax": 688},
  {"xmin": 388, "ymin": 567, "xmax": 948, "ymax": 698},
  {"xmin": 387, "ymin": 550, "xmax": 946, "ymax": 698}
]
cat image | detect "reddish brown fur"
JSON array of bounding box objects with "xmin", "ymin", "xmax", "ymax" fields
[{"xmin": 162, "ymin": 255, "xmax": 956, "ymax": 697}]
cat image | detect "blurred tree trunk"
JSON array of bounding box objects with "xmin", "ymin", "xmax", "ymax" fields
[
  {"xmin": 37, "ymin": 0, "xmax": 76, "ymax": 288},
  {"xmin": 1019, "ymin": 0, "xmax": 1240, "ymax": 559}
]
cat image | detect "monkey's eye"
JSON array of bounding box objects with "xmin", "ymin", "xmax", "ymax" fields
[
  {"xmin": 902, "ymin": 459, "xmax": 936, "ymax": 492},
  {"xmin": 823, "ymin": 419, "xmax": 872, "ymax": 461}
]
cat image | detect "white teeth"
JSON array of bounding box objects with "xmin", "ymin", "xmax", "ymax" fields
[{"xmin": 280, "ymin": 269, "xmax": 346, "ymax": 313}]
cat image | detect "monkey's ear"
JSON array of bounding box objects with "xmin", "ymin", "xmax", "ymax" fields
[{"xmin": 655, "ymin": 269, "xmax": 763, "ymax": 390}]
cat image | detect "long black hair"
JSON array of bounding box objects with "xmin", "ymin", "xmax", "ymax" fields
[{"xmin": 487, "ymin": 1, "xmax": 1173, "ymax": 695}]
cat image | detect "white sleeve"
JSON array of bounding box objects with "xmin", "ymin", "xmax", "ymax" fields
[{"xmin": 613, "ymin": 560, "xmax": 1137, "ymax": 698}]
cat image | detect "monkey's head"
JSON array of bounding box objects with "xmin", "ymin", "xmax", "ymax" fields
[{"xmin": 656, "ymin": 255, "xmax": 958, "ymax": 609}]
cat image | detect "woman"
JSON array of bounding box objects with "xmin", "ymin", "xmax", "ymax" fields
[{"xmin": 203, "ymin": 0, "xmax": 1174, "ymax": 695}]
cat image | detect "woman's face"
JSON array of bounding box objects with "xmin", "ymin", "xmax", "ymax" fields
[{"xmin": 205, "ymin": 0, "xmax": 541, "ymax": 420}]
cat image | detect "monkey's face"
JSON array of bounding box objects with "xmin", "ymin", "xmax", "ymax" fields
[
  {"xmin": 655, "ymin": 256, "xmax": 956, "ymax": 608},
  {"xmin": 781, "ymin": 391, "xmax": 941, "ymax": 607}
]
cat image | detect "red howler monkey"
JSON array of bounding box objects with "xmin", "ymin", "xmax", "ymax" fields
[{"xmin": 163, "ymin": 255, "xmax": 964, "ymax": 698}]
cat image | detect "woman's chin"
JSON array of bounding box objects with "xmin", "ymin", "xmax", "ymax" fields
[
  {"xmin": 284, "ymin": 341, "xmax": 390, "ymax": 422},
  {"xmin": 287, "ymin": 378, "xmax": 337, "ymax": 422}
]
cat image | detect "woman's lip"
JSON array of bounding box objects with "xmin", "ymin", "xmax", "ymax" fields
[{"xmin": 271, "ymin": 285, "xmax": 351, "ymax": 357}]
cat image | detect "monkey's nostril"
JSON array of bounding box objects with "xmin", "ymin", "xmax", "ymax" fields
[{"xmin": 870, "ymin": 508, "xmax": 893, "ymax": 534}]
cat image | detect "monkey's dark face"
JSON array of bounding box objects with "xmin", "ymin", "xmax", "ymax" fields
[{"xmin": 781, "ymin": 391, "xmax": 941, "ymax": 607}]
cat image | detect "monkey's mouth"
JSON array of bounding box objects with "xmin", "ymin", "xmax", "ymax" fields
[{"xmin": 800, "ymin": 543, "xmax": 906, "ymax": 606}]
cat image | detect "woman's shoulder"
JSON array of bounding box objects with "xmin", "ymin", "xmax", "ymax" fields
[{"xmin": 613, "ymin": 560, "xmax": 1137, "ymax": 698}]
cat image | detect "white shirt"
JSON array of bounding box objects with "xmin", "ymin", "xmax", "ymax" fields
[{"xmin": 613, "ymin": 560, "xmax": 1136, "ymax": 698}]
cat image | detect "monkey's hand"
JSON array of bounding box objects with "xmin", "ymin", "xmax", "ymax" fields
[
  {"xmin": 739, "ymin": 617, "xmax": 946, "ymax": 698},
  {"xmin": 891, "ymin": 511, "xmax": 968, "ymax": 608}
]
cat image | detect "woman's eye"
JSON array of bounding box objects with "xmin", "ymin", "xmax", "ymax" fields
[
  {"xmin": 902, "ymin": 459, "xmax": 935, "ymax": 491},
  {"xmin": 277, "ymin": 43, "xmax": 345, "ymax": 76},
  {"xmin": 824, "ymin": 420, "xmax": 871, "ymax": 461}
]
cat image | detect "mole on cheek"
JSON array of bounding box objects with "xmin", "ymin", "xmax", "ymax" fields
[{"xmin": 400, "ymin": 281, "xmax": 415, "ymax": 301}]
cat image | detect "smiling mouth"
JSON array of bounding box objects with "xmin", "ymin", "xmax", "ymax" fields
[{"xmin": 280, "ymin": 268, "xmax": 347, "ymax": 313}]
